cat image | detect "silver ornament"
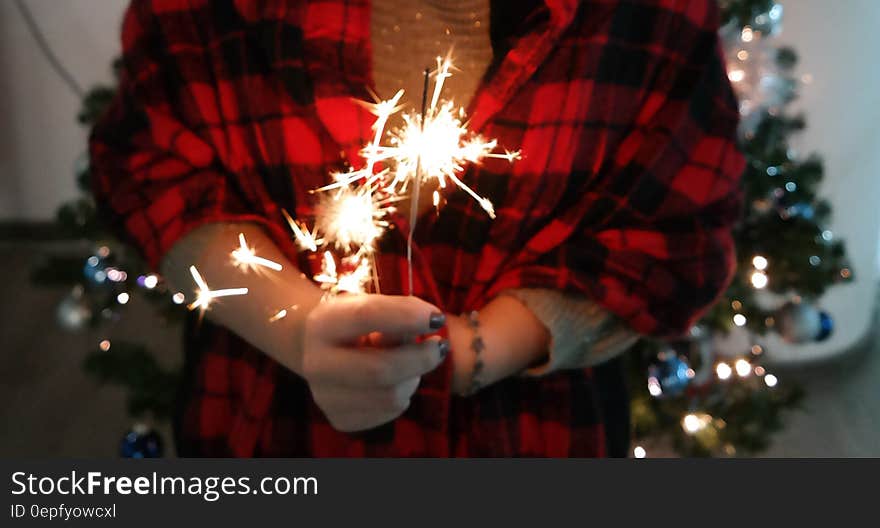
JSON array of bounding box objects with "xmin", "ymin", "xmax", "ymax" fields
[{"xmin": 56, "ymin": 286, "xmax": 92, "ymax": 331}]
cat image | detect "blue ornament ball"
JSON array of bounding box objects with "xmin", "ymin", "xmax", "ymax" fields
[
  {"xmin": 817, "ymin": 311, "xmax": 834, "ymax": 341},
  {"xmin": 647, "ymin": 351, "xmax": 692, "ymax": 398},
  {"xmin": 83, "ymin": 254, "xmax": 109, "ymax": 286},
  {"xmin": 752, "ymin": 3, "xmax": 784, "ymax": 36},
  {"xmin": 120, "ymin": 424, "xmax": 163, "ymax": 458},
  {"xmin": 787, "ymin": 202, "xmax": 815, "ymax": 220},
  {"xmin": 775, "ymin": 301, "xmax": 834, "ymax": 343}
]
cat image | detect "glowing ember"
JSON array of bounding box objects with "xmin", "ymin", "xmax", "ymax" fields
[
  {"xmin": 187, "ymin": 265, "xmax": 248, "ymax": 312},
  {"xmin": 313, "ymin": 251, "xmax": 372, "ymax": 295},
  {"xmin": 231, "ymin": 233, "xmax": 283, "ymax": 272},
  {"xmin": 282, "ymin": 209, "xmax": 324, "ymax": 252},
  {"xmin": 315, "ymin": 187, "xmax": 396, "ymax": 255}
]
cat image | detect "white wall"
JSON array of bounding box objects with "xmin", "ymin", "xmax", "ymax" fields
[
  {"xmin": 0, "ymin": 0, "xmax": 127, "ymax": 220},
  {"xmin": 0, "ymin": 1, "xmax": 878, "ymax": 360},
  {"xmin": 761, "ymin": 0, "xmax": 880, "ymax": 362}
]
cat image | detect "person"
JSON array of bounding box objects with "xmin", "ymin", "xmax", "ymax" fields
[{"xmin": 90, "ymin": 0, "xmax": 744, "ymax": 457}]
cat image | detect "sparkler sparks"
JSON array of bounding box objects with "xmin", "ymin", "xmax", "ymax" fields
[
  {"xmin": 381, "ymin": 56, "xmax": 518, "ymax": 218},
  {"xmin": 179, "ymin": 54, "xmax": 518, "ymax": 321},
  {"xmin": 231, "ymin": 233, "xmax": 283, "ymax": 272},
  {"xmin": 313, "ymin": 251, "xmax": 372, "ymax": 295},
  {"xmin": 187, "ymin": 265, "xmax": 248, "ymax": 312},
  {"xmin": 285, "ymin": 53, "xmax": 519, "ymax": 297},
  {"xmin": 315, "ymin": 186, "xmax": 396, "ymax": 255},
  {"xmin": 282, "ymin": 209, "xmax": 324, "ymax": 252},
  {"xmin": 268, "ymin": 305, "xmax": 299, "ymax": 323},
  {"xmin": 312, "ymin": 54, "xmax": 518, "ymax": 219}
]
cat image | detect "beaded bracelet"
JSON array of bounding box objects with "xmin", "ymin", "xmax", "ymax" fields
[{"xmin": 463, "ymin": 310, "xmax": 485, "ymax": 396}]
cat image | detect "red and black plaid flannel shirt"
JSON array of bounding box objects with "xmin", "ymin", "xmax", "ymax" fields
[{"xmin": 90, "ymin": 0, "xmax": 744, "ymax": 457}]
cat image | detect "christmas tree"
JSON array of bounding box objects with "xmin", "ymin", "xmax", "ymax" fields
[
  {"xmin": 628, "ymin": 1, "xmax": 852, "ymax": 457},
  {"xmin": 34, "ymin": 0, "xmax": 851, "ymax": 457}
]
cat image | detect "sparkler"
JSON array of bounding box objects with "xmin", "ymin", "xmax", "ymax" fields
[
  {"xmin": 187, "ymin": 265, "xmax": 248, "ymax": 312},
  {"xmin": 231, "ymin": 233, "xmax": 283, "ymax": 272},
  {"xmin": 316, "ymin": 55, "xmax": 519, "ymax": 220},
  {"xmin": 303, "ymin": 53, "xmax": 519, "ymax": 296},
  {"xmin": 181, "ymin": 53, "xmax": 518, "ymax": 321}
]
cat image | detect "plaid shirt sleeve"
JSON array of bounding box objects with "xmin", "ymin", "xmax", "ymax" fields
[
  {"xmin": 482, "ymin": 2, "xmax": 744, "ymax": 338},
  {"xmin": 89, "ymin": 1, "xmax": 288, "ymax": 270}
]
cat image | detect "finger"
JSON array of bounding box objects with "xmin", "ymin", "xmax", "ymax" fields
[
  {"xmin": 319, "ymin": 295, "xmax": 446, "ymax": 342},
  {"xmin": 326, "ymin": 408, "xmax": 410, "ymax": 433},
  {"xmin": 316, "ymin": 378, "xmax": 421, "ymax": 413},
  {"xmin": 314, "ymin": 337, "xmax": 447, "ymax": 387}
]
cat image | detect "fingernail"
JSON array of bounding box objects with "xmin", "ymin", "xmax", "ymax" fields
[
  {"xmin": 438, "ymin": 340, "xmax": 449, "ymax": 359},
  {"xmin": 429, "ymin": 312, "xmax": 446, "ymax": 329}
]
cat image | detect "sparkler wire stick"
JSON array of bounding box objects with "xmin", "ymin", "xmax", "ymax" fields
[{"xmin": 407, "ymin": 68, "xmax": 430, "ymax": 296}]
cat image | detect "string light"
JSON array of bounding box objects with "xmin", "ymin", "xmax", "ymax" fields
[
  {"xmin": 754, "ymin": 366, "xmax": 766, "ymax": 376},
  {"xmin": 143, "ymin": 274, "xmax": 159, "ymax": 289},
  {"xmin": 633, "ymin": 446, "xmax": 647, "ymax": 459},
  {"xmin": 648, "ymin": 377, "xmax": 663, "ymax": 397},
  {"xmin": 741, "ymin": 26, "xmax": 754, "ymax": 42},
  {"xmin": 764, "ymin": 374, "xmax": 778, "ymax": 387},
  {"xmin": 99, "ymin": 340, "xmax": 111, "ymax": 352},
  {"xmin": 716, "ymin": 362, "xmax": 733, "ymax": 380},
  {"xmin": 728, "ymin": 69, "xmax": 746, "ymax": 83},
  {"xmin": 116, "ymin": 292, "xmax": 130, "ymax": 305},
  {"xmin": 107, "ymin": 268, "xmax": 127, "ymax": 282},
  {"xmin": 752, "ymin": 255, "xmax": 768, "ymax": 270},
  {"xmin": 172, "ymin": 292, "xmax": 185, "ymax": 305},
  {"xmin": 751, "ymin": 270, "xmax": 769, "ymax": 289},
  {"xmin": 682, "ymin": 413, "xmax": 711, "ymax": 435},
  {"xmin": 735, "ymin": 359, "xmax": 751, "ymax": 377},
  {"xmin": 231, "ymin": 233, "xmax": 283, "ymax": 272},
  {"xmin": 733, "ymin": 314, "xmax": 747, "ymax": 327},
  {"xmin": 187, "ymin": 265, "xmax": 248, "ymax": 312}
]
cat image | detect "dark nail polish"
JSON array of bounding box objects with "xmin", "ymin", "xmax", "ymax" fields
[
  {"xmin": 438, "ymin": 340, "xmax": 450, "ymax": 359},
  {"xmin": 429, "ymin": 312, "xmax": 446, "ymax": 329}
]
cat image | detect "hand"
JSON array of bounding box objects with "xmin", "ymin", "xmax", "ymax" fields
[{"xmin": 301, "ymin": 294, "xmax": 448, "ymax": 432}]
